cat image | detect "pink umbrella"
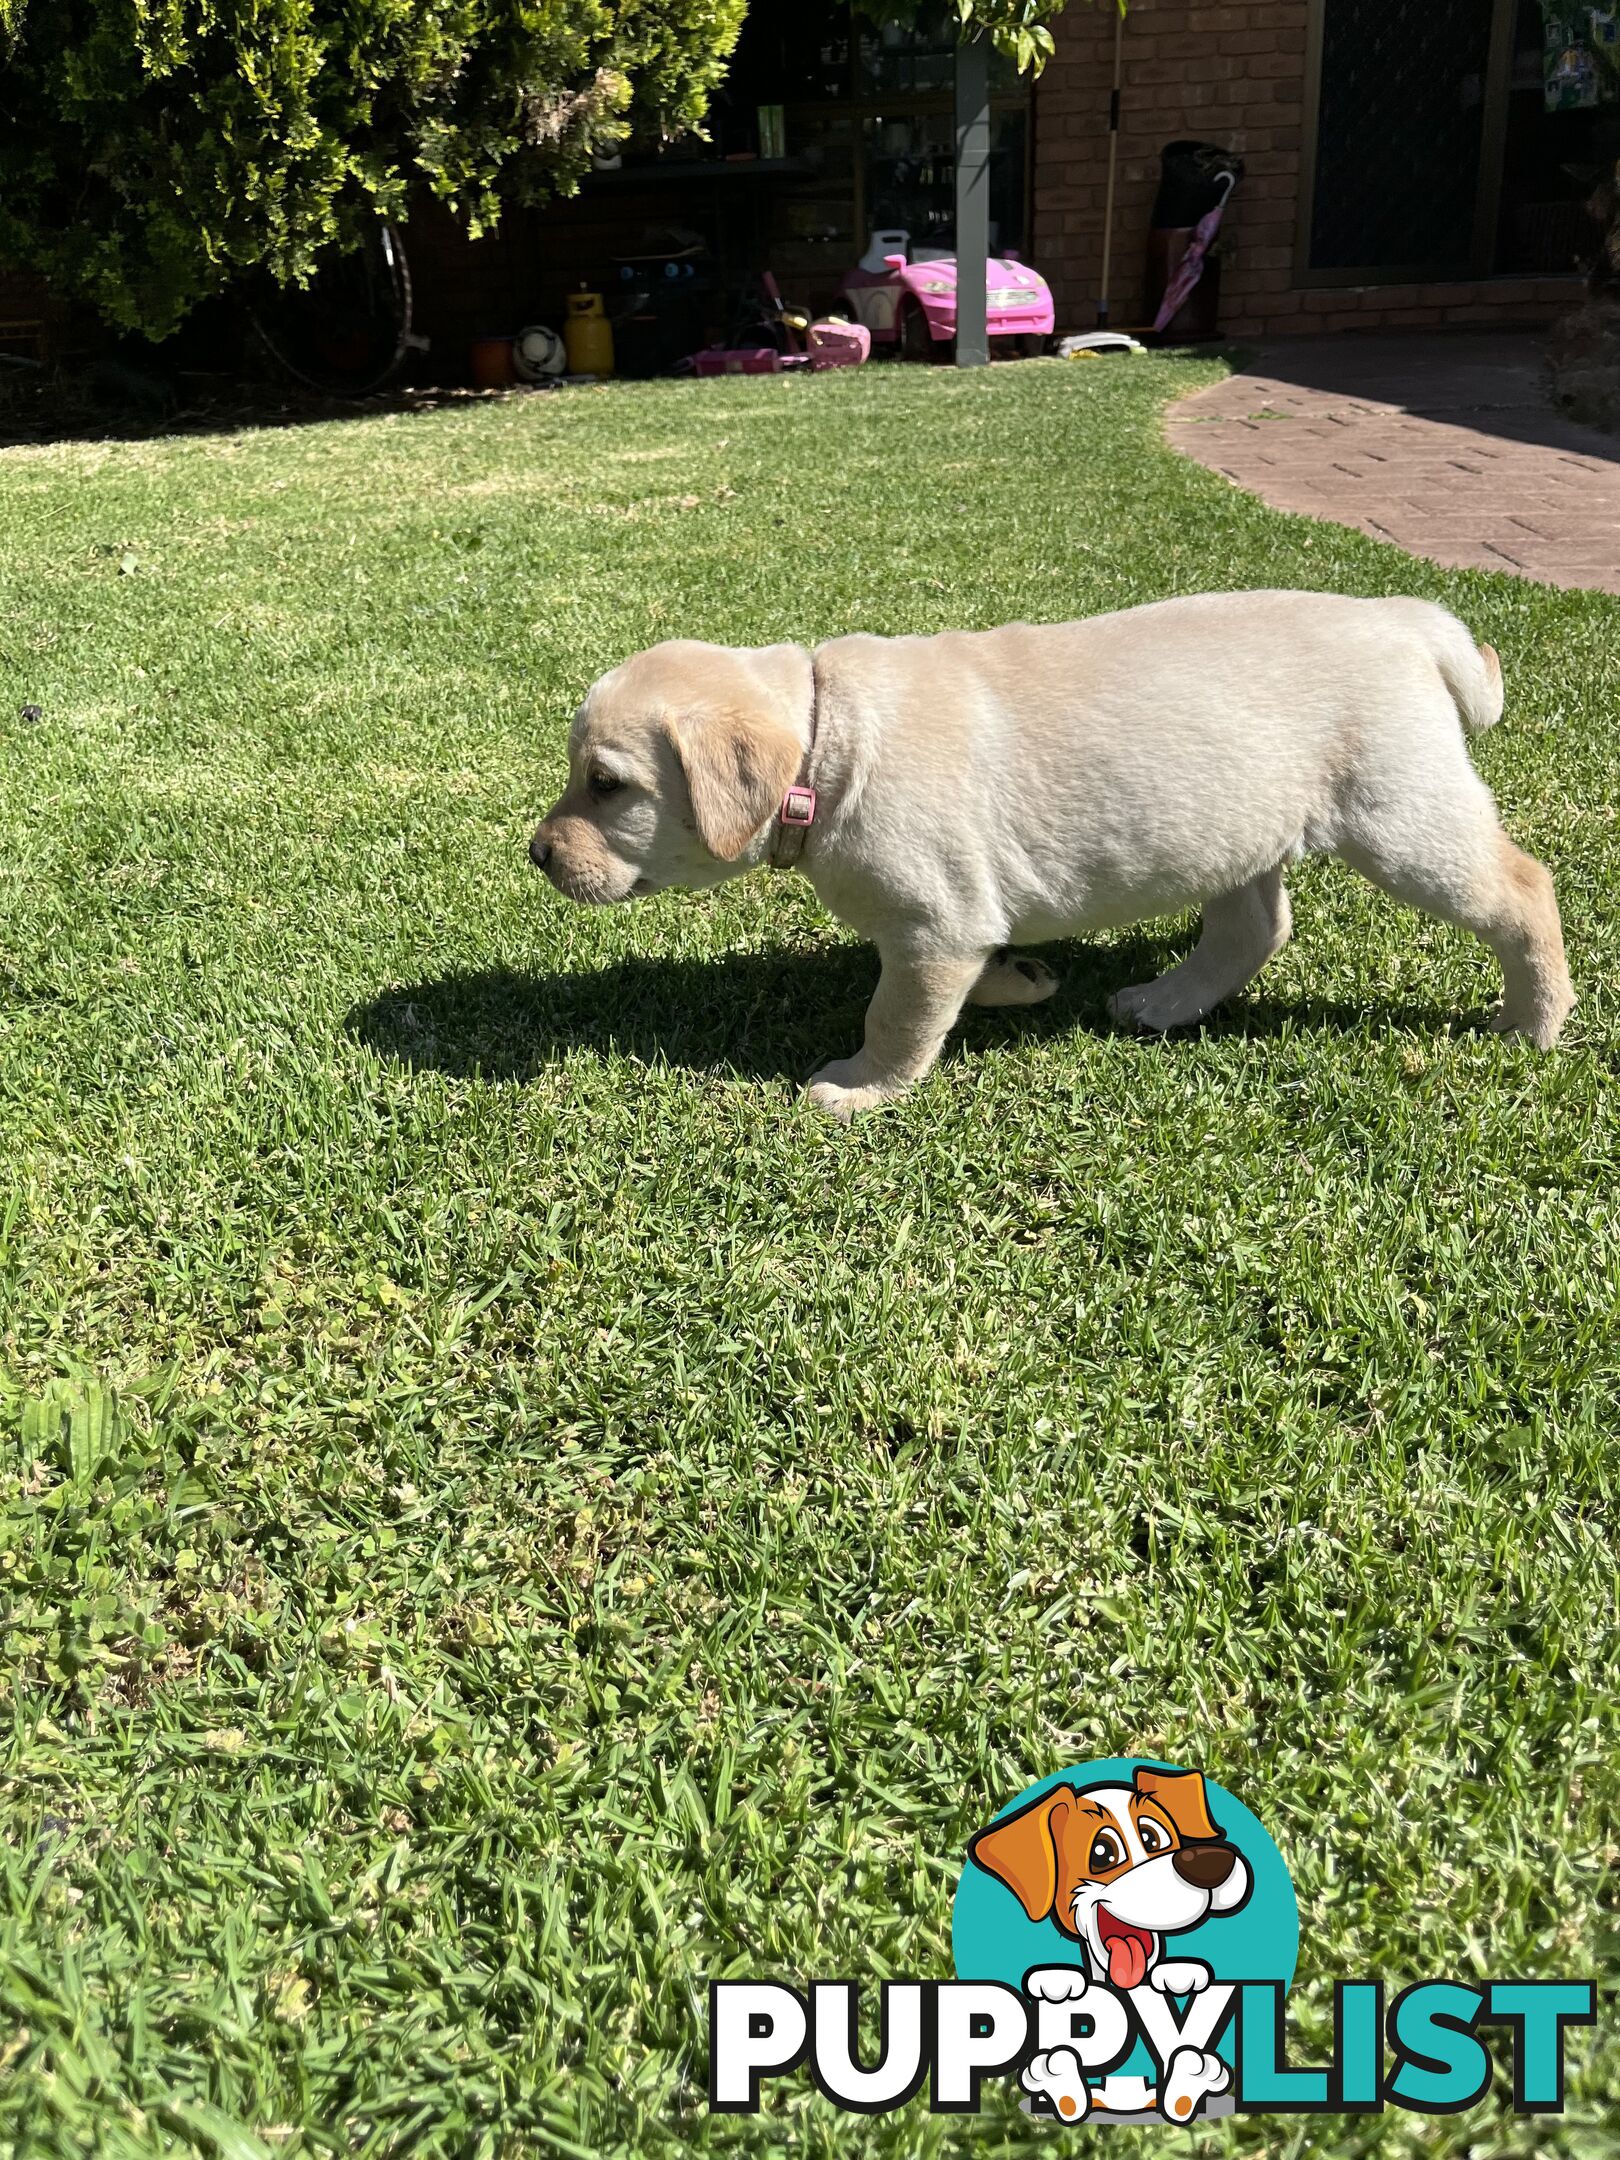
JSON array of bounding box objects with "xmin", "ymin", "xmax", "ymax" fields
[{"xmin": 1153, "ymin": 171, "xmax": 1236, "ymax": 336}]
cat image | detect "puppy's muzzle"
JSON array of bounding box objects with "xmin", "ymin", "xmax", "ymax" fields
[{"xmin": 1172, "ymin": 1843, "xmax": 1238, "ymax": 1890}]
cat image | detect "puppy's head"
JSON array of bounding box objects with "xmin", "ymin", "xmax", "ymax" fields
[
  {"xmin": 968, "ymin": 1768, "xmax": 1250, "ymax": 1989},
  {"xmin": 529, "ymin": 639, "xmax": 812, "ymax": 904}
]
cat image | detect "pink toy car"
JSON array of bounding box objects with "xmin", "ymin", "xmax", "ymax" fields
[{"xmin": 840, "ymin": 232, "xmax": 1054, "ymax": 359}]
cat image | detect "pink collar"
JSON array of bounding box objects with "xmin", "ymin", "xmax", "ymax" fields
[{"xmin": 768, "ymin": 670, "xmax": 820, "ymax": 870}]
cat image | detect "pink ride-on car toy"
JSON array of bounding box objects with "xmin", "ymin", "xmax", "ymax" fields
[{"xmin": 840, "ymin": 230, "xmax": 1054, "ymax": 359}]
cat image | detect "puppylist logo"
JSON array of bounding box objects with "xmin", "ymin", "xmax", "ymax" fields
[
  {"xmin": 709, "ymin": 1757, "xmax": 1595, "ymax": 2123},
  {"xmin": 958, "ymin": 1758, "xmax": 1266, "ymax": 2122}
]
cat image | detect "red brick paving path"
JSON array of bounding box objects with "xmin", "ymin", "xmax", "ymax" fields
[{"xmin": 1166, "ymin": 333, "xmax": 1620, "ymax": 596}]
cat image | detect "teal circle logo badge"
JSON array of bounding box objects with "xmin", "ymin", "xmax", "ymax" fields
[{"xmin": 952, "ymin": 1757, "xmax": 1298, "ymax": 2124}]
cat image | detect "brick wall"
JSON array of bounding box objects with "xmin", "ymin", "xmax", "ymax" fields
[{"xmin": 1031, "ymin": 0, "xmax": 1580, "ymax": 340}]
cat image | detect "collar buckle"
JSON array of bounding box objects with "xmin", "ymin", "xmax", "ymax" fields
[{"xmin": 779, "ymin": 784, "xmax": 817, "ymax": 828}]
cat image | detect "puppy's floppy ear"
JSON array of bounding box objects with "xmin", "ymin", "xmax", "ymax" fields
[
  {"xmin": 663, "ymin": 643, "xmax": 811, "ymax": 862},
  {"xmin": 968, "ymin": 1787, "xmax": 1073, "ymax": 1923},
  {"xmin": 665, "ymin": 705, "xmax": 803, "ymax": 861},
  {"xmin": 1134, "ymin": 1766, "xmax": 1221, "ymax": 1844}
]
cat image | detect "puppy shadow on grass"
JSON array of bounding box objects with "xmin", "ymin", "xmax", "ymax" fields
[
  {"xmin": 348, "ymin": 932, "xmax": 1467, "ymax": 1087},
  {"xmin": 348, "ymin": 935, "xmax": 1171, "ymax": 1085}
]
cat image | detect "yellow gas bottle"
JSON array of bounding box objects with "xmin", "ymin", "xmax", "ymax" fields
[{"xmin": 564, "ymin": 286, "xmax": 615, "ymax": 378}]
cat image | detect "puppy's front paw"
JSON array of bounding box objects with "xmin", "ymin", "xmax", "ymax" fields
[
  {"xmin": 970, "ymin": 952, "xmax": 1060, "ymax": 1009},
  {"xmin": 804, "ymin": 1060, "xmax": 904, "ymax": 1121},
  {"xmin": 1020, "ymin": 2048, "xmax": 1091, "ymax": 2122},
  {"xmin": 1108, "ymin": 979, "xmax": 1205, "ymax": 1033},
  {"xmin": 1159, "ymin": 2046, "xmax": 1229, "ymax": 2123}
]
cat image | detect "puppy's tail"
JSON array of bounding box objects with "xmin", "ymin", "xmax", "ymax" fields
[
  {"xmin": 1452, "ymin": 637, "xmax": 1504, "ymax": 734},
  {"xmin": 1415, "ymin": 606, "xmax": 1504, "ymax": 734}
]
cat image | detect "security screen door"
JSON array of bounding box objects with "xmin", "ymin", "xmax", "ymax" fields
[{"xmin": 1301, "ymin": 0, "xmax": 1516, "ymax": 280}]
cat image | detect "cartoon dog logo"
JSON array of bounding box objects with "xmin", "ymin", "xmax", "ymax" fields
[{"xmin": 968, "ymin": 1765, "xmax": 1252, "ymax": 2123}]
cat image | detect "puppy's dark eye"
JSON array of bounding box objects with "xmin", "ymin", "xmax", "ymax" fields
[
  {"xmin": 1139, "ymin": 1819, "xmax": 1168, "ymax": 1854},
  {"xmin": 587, "ymin": 768, "xmax": 623, "ymax": 800},
  {"xmin": 1088, "ymin": 1830, "xmax": 1124, "ymax": 1873}
]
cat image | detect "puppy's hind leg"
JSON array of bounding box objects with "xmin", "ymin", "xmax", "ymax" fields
[
  {"xmin": 1109, "ymin": 866, "xmax": 1292, "ymax": 1034},
  {"xmin": 1340, "ymin": 823, "xmax": 1574, "ymax": 1048},
  {"xmin": 1482, "ymin": 839, "xmax": 1575, "ymax": 1045},
  {"xmin": 968, "ymin": 948, "xmax": 1060, "ymax": 1008}
]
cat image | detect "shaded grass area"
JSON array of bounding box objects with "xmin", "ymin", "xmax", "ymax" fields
[{"xmin": 0, "ymin": 355, "xmax": 1616, "ymax": 2159}]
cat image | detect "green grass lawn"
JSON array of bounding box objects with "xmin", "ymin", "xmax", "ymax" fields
[{"xmin": 0, "ymin": 353, "xmax": 1616, "ymax": 2160}]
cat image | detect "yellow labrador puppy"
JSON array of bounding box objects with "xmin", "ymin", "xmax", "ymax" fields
[{"xmin": 529, "ymin": 590, "xmax": 1573, "ymax": 1118}]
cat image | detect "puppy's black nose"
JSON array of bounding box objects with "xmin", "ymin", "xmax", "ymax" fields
[
  {"xmin": 528, "ymin": 832, "xmax": 551, "ymax": 871},
  {"xmin": 1172, "ymin": 1843, "xmax": 1236, "ymax": 1889}
]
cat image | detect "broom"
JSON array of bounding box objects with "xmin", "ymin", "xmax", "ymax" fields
[{"xmin": 1097, "ymin": 5, "xmax": 1125, "ymax": 328}]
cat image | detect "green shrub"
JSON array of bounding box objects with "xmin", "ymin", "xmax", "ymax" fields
[{"xmin": 0, "ymin": 0, "xmax": 749, "ymax": 339}]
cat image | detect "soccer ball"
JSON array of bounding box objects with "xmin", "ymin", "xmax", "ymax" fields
[{"xmin": 513, "ymin": 325, "xmax": 565, "ymax": 381}]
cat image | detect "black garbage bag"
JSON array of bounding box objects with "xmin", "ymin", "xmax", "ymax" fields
[{"xmin": 1151, "ymin": 140, "xmax": 1246, "ymax": 231}]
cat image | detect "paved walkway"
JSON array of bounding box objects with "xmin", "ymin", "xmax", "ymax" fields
[{"xmin": 1166, "ymin": 332, "xmax": 1620, "ymax": 595}]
